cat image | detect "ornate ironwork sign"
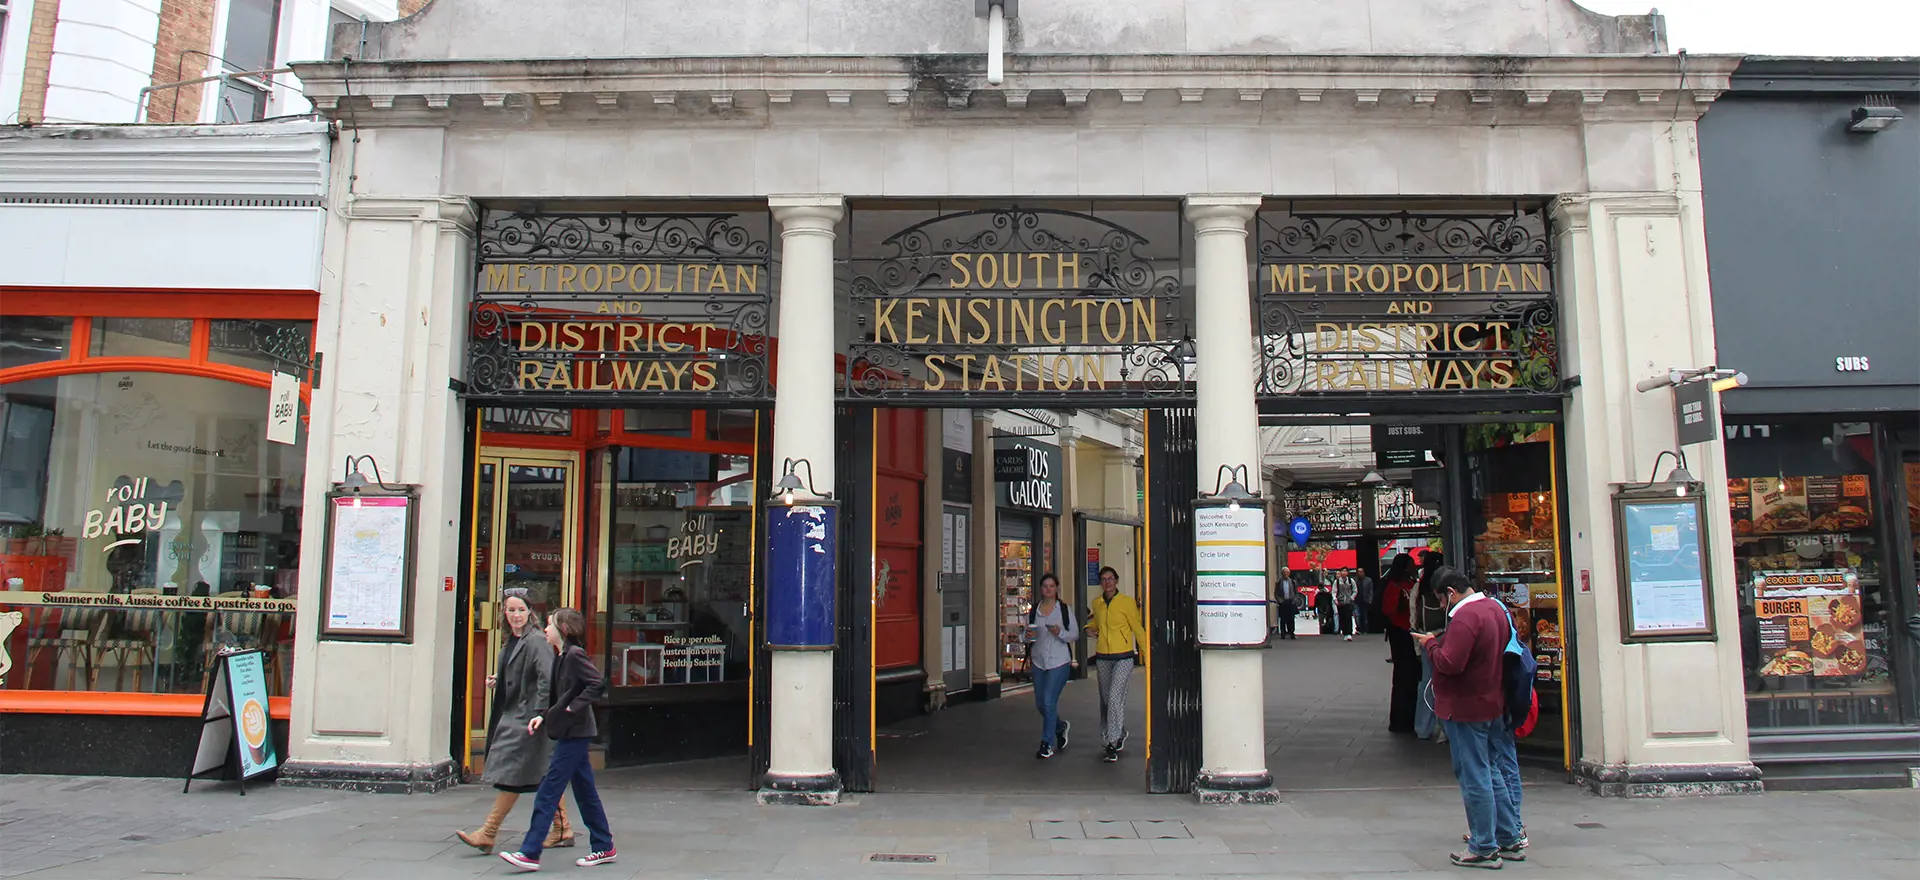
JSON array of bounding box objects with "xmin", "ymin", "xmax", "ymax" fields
[
  {"xmin": 466, "ymin": 210, "xmax": 773, "ymax": 404},
  {"xmin": 842, "ymin": 206, "xmax": 1191, "ymax": 405},
  {"xmin": 1282, "ymin": 488, "xmax": 1365, "ymax": 534},
  {"xmin": 1255, "ymin": 204, "xmax": 1560, "ymax": 399}
]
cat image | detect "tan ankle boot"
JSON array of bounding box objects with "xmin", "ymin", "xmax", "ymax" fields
[
  {"xmin": 544, "ymin": 800, "xmax": 575, "ymax": 848},
  {"xmin": 456, "ymin": 792, "xmax": 518, "ymax": 853}
]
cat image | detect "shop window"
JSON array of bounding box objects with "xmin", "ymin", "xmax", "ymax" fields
[
  {"xmin": 603, "ymin": 447, "xmax": 751, "ymax": 691},
  {"xmin": 1729, "ymin": 420, "xmax": 1899, "ymax": 729},
  {"xmin": 706, "ymin": 409, "xmax": 755, "ymax": 444},
  {"xmin": 90, "ymin": 318, "xmax": 193, "ymax": 360},
  {"xmin": 624, "ymin": 409, "xmax": 692, "ymax": 435},
  {"xmin": 207, "ymin": 320, "xmax": 313, "ymax": 375},
  {"xmin": 482, "ymin": 407, "xmax": 572, "ymax": 435},
  {"xmin": 0, "ymin": 317, "xmax": 70, "ymax": 370},
  {"xmin": 0, "ymin": 373, "xmax": 305, "ymax": 697}
]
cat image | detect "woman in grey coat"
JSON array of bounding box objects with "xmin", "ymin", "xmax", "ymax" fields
[{"xmin": 457, "ymin": 590, "xmax": 572, "ymax": 851}]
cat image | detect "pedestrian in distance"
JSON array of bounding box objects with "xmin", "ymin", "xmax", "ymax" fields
[
  {"xmin": 1334, "ymin": 569, "xmax": 1359, "ymax": 641},
  {"xmin": 1411, "ymin": 569, "xmax": 1524, "ymax": 870},
  {"xmin": 1272, "ymin": 567, "xmax": 1298, "ymax": 640},
  {"xmin": 1380, "ymin": 554, "xmax": 1422, "ymax": 734},
  {"xmin": 457, "ymin": 589, "xmax": 572, "ymax": 853},
  {"xmin": 1084, "ymin": 565, "xmax": 1143, "ymax": 763},
  {"xmin": 498, "ymin": 609, "xmax": 618, "ymax": 872},
  {"xmin": 1413, "ymin": 551, "xmax": 1449, "ymax": 742},
  {"xmin": 1355, "ymin": 567, "xmax": 1377, "ymax": 635},
  {"xmin": 1026, "ymin": 572, "xmax": 1078, "ymax": 759}
]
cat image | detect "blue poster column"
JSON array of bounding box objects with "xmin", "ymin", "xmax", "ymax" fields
[
  {"xmin": 759, "ymin": 195, "xmax": 845, "ymax": 805},
  {"xmin": 764, "ymin": 502, "xmax": 838, "ymax": 649}
]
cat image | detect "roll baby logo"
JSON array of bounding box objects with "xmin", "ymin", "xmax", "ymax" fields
[{"xmin": 81, "ymin": 477, "xmax": 177, "ymax": 551}]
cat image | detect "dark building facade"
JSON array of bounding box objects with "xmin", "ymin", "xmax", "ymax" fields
[{"xmin": 1700, "ymin": 56, "xmax": 1920, "ymax": 789}]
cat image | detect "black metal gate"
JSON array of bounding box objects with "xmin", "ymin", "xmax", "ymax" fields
[
  {"xmin": 831, "ymin": 406, "xmax": 877, "ymax": 793},
  {"xmin": 1146, "ymin": 407, "xmax": 1200, "ymax": 794},
  {"xmin": 748, "ymin": 412, "xmax": 776, "ymax": 788}
]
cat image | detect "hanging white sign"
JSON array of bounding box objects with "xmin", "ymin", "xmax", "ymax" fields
[{"xmin": 267, "ymin": 372, "xmax": 299, "ymax": 446}]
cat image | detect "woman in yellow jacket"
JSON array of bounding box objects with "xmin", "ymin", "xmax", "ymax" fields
[{"xmin": 1084, "ymin": 566, "xmax": 1145, "ymax": 763}]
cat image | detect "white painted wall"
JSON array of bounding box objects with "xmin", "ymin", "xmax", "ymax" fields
[
  {"xmin": 0, "ymin": 0, "xmax": 38, "ymax": 124},
  {"xmin": 42, "ymin": 0, "xmax": 161, "ymax": 123}
]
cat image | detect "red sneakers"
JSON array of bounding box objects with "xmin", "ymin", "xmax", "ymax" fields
[
  {"xmin": 576, "ymin": 849, "xmax": 618, "ymax": 867},
  {"xmin": 497, "ymin": 851, "xmax": 539, "ymax": 872}
]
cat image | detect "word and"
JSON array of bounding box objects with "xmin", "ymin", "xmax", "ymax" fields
[
  {"xmin": 481, "ymin": 263, "xmax": 762, "ymax": 295},
  {"xmin": 1266, "ymin": 262, "xmax": 1549, "ymax": 295}
]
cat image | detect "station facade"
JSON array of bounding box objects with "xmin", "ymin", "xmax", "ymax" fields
[{"xmin": 268, "ymin": 0, "xmax": 1766, "ymax": 800}]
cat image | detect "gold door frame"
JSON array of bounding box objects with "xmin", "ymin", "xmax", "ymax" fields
[{"xmin": 464, "ymin": 446, "xmax": 584, "ymax": 772}]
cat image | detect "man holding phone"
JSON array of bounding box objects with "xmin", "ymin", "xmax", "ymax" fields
[{"xmin": 1411, "ymin": 569, "xmax": 1523, "ymax": 869}]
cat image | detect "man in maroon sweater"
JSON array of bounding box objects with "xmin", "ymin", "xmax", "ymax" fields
[{"xmin": 1413, "ymin": 568, "xmax": 1523, "ymax": 869}]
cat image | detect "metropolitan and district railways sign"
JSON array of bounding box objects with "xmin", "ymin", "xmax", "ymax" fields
[
  {"xmin": 464, "ymin": 211, "xmax": 774, "ymax": 402},
  {"xmin": 1255, "ymin": 206, "xmax": 1561, "ymax": 397}
]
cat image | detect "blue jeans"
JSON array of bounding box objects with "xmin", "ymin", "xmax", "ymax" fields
[
  {"xmin": 1490, "ymin": 714, "xmax": 1524, "ymax": 830},
  {"xmin": 519, "ymin": 737, "xmax": 614, "ymax": 859},
  {"xmin": 1442, "ymin": 719, "xmax": 1523, "ymax": 856},
  {"xmin": 1032, "ymin": 663, "xmax": 1070, "ymax": 748},
  {"xmin": 1414, "ymin": 653, "xmax": 1438, "ymax": 739}
]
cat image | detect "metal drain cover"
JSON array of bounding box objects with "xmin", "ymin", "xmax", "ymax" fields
[{"xmin": 869, "ymin": 853, "xmax": 940, "ymax": 864}]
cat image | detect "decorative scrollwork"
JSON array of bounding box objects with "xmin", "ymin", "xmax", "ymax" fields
[
  {"xmin": 1255, "ymin": 203, "xmax": 1560, "ymax": 399},
  {"xmin": 466, "ymin": 209, "xmax": 774, "ymax": 404},
  {"xmin": 842, "ymin": 206, "xmax": 1191, "ymax": 405}
]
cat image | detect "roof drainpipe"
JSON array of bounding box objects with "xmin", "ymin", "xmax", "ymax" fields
[{"xmin": 977, "ymin": 0, "xmax": 1016, "ymax": 86}]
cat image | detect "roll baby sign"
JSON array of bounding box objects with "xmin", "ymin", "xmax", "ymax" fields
[{"xmin": 1195, "ymin": 503, "xmax": 1270, "ymax": 646}]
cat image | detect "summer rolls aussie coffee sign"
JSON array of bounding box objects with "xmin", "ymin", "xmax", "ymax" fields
[
  {"xmin": 464, "ymin": 210, "xmax": 774, "ymax": 404},
  {"xmin": 1255, "ymin": 205, "xmax": 1561, "ymax": 399},
  {"xmin": 844, "ymin": 207, "xmax": 1191, "ymax": 405}
]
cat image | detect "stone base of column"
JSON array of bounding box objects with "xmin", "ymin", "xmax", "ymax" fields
[
  {"xmin": 1193, "ymin": 770, "xmax": 1280, "ymax": 805},
  {"xmin": 756, "ymin": 771, "xmax": 844, "ymax": 806},
  {"xmin": 278, "ymin": 759, "xmax": 459, "ymax": 794},
  {"xmin": 1572, "ymin": 760, "xmax": 1764, "ymax": 798}
]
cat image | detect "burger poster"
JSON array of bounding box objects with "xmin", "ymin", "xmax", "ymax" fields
[
  {"xmin": 1753, "ymin": 569, "xmax": 1866, "ymax": 678},
  {"xmin": 1735, "ymin": 476, "xmax": 1872, "ymax": 536}
]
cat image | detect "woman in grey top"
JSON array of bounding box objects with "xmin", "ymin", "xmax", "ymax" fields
[
  {"xmin": 457, "ymin": 590, "xmax": 571, "ymax": 852},
  {"xmin": 1027, "ymin": 573, "xmax": 1079, "ymax": 759}
]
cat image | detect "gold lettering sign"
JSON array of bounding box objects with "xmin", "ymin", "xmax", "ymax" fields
[
  {"xmin": 480, "ymin": 263, "xmax": 762, "ymax": 295},
  {"xmin": 1266, "ymin": 262, "xmax": 1547, "ymax": 295},
  {"xmin": 507, "ymin": 316, "xmax": 723, "ymax": 393}
]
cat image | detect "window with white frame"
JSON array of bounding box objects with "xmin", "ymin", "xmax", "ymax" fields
[{"xmin": 215, "ymin": 0, "xmax": 283, "ymax": 123}]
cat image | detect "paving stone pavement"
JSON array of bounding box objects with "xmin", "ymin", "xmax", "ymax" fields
[{"xmin": 3, "ymin": 638, "xmax": 1915, "ymax": 878}]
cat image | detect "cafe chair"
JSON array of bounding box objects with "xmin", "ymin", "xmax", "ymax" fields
[
  {"xmin": 26, "ymin": 607, "xmax": 105, "ymax": 691},
  {"xmin": 95, "ymin": 589, "xmax": 162, "ymax": 692}
]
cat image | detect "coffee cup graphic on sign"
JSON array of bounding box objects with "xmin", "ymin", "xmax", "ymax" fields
[{"xmin": 240, "ymin": 698, "xmax": 271, "ymax": 767}]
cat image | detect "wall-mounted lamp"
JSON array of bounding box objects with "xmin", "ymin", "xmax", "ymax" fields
[
  {"xmin": 1849, "ymin": 96, "xmax": 1902, "ymax": 133},
  {"xmin": 772, "ymin": 457, "xmax": 828, "ymax": 505},
  {"xmin": 1171, "ymin": 332, "xmax": 1198, "ymax": 367},
  {"xmin": 1210, "ymin": 464, "xmax": 1258, "ymax": 509},
  {"xmin": 339, "ymin": 455, "xmax": 400, "ymax": 493}
]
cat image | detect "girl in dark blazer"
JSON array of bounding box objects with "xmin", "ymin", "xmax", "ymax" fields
[
  {"xmin": 499, "ymin": 609, "xmax": 617, "ymax": 872},
  {"xmin": 456, "ymin": 590, "xmax": 571, "ymax": 853}
]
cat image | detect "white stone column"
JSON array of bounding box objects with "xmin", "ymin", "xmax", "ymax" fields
[
  {"xmin": 1556, "ymin": 188, "xmax": 1759, "ymax": 796},
  {"xmin": 281, "ymin": 193, "xmax": 476, "ymax": 793},
  {"xmin": 760, "ymin": 195, "xmax": 845, "ymax": 805},
  {"xmin": 971, "ymin": 411, "xmax": 1002, "ymax": 690},
  {"xmin": 1183, "ymin": 194, "xmax": 1275, "ymax": 803}
]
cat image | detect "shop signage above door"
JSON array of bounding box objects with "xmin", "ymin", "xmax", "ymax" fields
[
  {"xmin": 1255, "ymin": 204, "xmax": 1561, "ymax": 401},
  {"xmin": 464, "ymin": 210, "xmax": 774, "ymax": 404},
  {"xmin": 843, "ymin": 207, "xmax": 1192, "ymax": 406},
  {"xmin": 1371, "ymin": 423, "xmax": 1437, "ymax": 469},
  {"xmin": 994, "ymin": 438, "xmax": 1063, "ymax": 515}
]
